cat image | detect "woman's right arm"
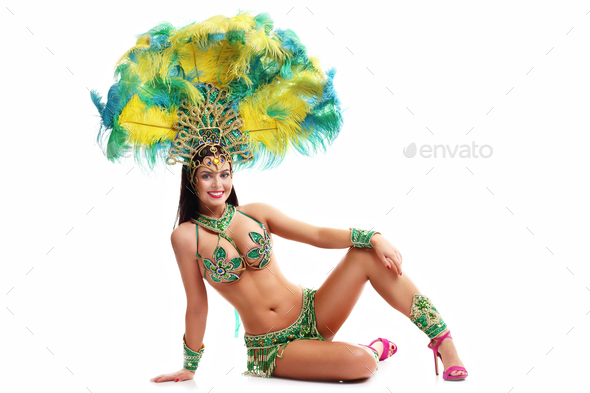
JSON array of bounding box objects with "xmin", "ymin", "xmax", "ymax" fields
[{"xmin": 151, "ymin": 225, "xmax": 208, "ymax": 383}]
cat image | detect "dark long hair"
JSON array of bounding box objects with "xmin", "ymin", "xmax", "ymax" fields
[{"xmin": 173, "ymin": 145, "xmax": 239, "ymax": 229}]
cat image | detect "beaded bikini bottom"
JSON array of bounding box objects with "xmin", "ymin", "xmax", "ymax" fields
[{"xmin": 242, "ymin": 286, "xmax": 326, "ymax": 378}]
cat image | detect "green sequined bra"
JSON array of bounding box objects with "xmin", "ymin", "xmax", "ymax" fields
[{"xmin": 190, "ymin": 203, "xmax": 273, "ymax": 283}]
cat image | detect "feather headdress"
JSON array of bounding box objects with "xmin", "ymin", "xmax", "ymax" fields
[{"xmin": 90, "ymin": 11, "xmax": 343, "ymax": 187}]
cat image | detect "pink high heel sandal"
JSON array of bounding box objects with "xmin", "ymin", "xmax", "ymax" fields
[
  {"xmin": 359, "ymin": 338, "xmax": 397, "ymax": 361},
  {"xmin": 428, "ymin": 330, "xmax": 468, "ymax": 380}
]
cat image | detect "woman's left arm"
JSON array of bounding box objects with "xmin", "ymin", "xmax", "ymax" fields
[{"xmin": 252, "ymin": 203, "xmax": 402, "ymax": 275}]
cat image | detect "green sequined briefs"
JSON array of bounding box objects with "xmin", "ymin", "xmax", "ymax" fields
[{"xmin": 242, "ymin": 287, "xmax": 325, "ymax": 378}]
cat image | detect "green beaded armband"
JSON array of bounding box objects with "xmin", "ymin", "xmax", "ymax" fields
[
  {"xmin": 183, "ymin": 333, "xmax": 205, "ymax": 371},
  {"xmin": 350, "ymin": 228, "xmax": 381, "ymax": 248}
]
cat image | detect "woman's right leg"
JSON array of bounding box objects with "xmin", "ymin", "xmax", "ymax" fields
[{"xmin": 272, "ymin": 340, "xmax": 380, "ymax": 381}]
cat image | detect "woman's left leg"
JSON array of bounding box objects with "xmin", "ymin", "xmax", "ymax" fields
[
  {"xmin": 314, "ymin": 246, "xmax": 466, "ymax": 377},
  {"xmin": 314, "ymin": 247, "xmax": 418, "ymax": 337}
]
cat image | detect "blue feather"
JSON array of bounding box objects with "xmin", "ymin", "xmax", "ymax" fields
[
  {"xmin": 89, "ymin": 89, "xmax": 105, "ymax": 118},
  {"xmin": 103, "ymin": 83, "xmax": 122, "ymax": 129}
]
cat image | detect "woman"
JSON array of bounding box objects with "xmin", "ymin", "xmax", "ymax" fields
[
  {"xmin": 88, "ymin": 11, "xmax": 468, "ymax": 384},
  {"xmin": 148, "ymin": 146, "xmax": 468, "ymax": 383}
]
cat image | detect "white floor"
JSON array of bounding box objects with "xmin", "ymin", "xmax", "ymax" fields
[{"xmin": 3, "ymin": 272, "xmax": 588, "ymax": 393}]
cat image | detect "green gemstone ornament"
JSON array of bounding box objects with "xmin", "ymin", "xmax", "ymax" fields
[
  {"xmin": 409, "ymin": 294, "xmax": 448, "ymax": 339},
  {"xmin": 190, "ymin": 203, "xmax": 236, "ymax": 233},
  {"xmin": 246, "ymin": 230, "xmax": 272, "ymax": 268}
]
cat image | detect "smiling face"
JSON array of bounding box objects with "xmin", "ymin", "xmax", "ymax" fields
[{"xmin": 194, "ymin": 156, "xmax": 233, "ymax": 210}]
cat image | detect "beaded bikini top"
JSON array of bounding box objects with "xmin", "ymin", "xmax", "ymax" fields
[{"xmin": 191, "ymin": 203, "xmax": 272, "ymax": 283}]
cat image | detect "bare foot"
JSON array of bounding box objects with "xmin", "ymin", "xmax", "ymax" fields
[
  {"xmin": 370, "ymin": 339, "xmax": 397, "ymax": 359},
  {"xmin": 429, "ymin": 330, "xmax": 467, "ymax": 377}
]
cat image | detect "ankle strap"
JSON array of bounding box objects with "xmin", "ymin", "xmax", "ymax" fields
[{"xmin": 431, "ymin": 330, "xmax": 452, "ymax": 347}]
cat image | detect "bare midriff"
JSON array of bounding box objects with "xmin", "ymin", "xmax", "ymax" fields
[{"xmin": 205, "ymin": 257, "xmax": 304, "ymax": 335}]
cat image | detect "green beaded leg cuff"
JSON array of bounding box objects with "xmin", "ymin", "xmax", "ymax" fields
[
  {"xmin": 365, "ymin": 347, "xmax": 380, "ymax": 372},
  {"xmin": 409, "ymin": 294, "xmax": 448, "ymax": 339},
  {"xmin": 350, "ymin": 228, "xmax": 381, "ymax": 248},
  {"xmin": 183, "ymin": 334, "xmax": 205, "ymax": 371},
  {"xmin": 372, "ymin": 350, "xmax": 379, "ymax": 372}
]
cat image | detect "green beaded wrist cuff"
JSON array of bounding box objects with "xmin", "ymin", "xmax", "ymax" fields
[
  {"xmin": 350, "ymin": 228, "xmax": 381, "ymax": 248},
  {"xmin": 409, "ymin": 294, "xmax": 448, "ymax": 339},
  {"xmin": 183, "ymin": 333, "xmax": 205, "ymax": 371}
]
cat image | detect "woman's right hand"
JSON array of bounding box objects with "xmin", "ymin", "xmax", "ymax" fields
[{"xmin": 150, "ymin": 368, "xmax": 195, "ymax": 383}]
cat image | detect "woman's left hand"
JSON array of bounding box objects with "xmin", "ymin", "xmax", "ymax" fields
[{"xmin": 371, "ymin": 234, "xmax": 402, "ymax": 276}]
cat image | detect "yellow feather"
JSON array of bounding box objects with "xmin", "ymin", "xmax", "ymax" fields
[
  {"xmin": 171, "ymin": 77, "xmax": 205, "ymax": 105},
  {"xmin": 118, "ymin": 94, "xmax": 179, "ymax": 145},
  {"xmin": 130, "ymin": 50, "xmax": 167, "ymax": 83},
  {"xmin": 308, "ymin": 56, "xmax": 322, "ymax": 72},
  {"xmin": 114, "ymin": 34, "xmax": 151, "ymax": 71},
  {"xmin": 158, "ymin": 49, "xmax": 178, "ymax": 85},
  {"xmin": 169, "ymin": 15, "xmax": 230, "ymax": 50},
  {"xmin": 175, "ymin": 41, "xmax": 239, "ymax": 86},
  {"xmin": 239, "ymin": 70, "xmax": 326, "ymax": 155},
  {"xmin": 161, "ymin": 14, "xmax": 257, "ymax": 87},
  {"xmin": 228, "ymin": 29, "xmax": 288, "ymax": 82},
  {"xmin": 228, "ymin": 12, "xmax": 256, "ymax": 31}
]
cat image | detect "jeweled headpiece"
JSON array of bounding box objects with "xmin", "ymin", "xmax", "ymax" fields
[
  {"xmin": 166, "ymin": 83, "xmax": 253, "ymax": 191},
  {"xmin": 90, "ymin": 11, "xmax": 344, "ymax": 194}
]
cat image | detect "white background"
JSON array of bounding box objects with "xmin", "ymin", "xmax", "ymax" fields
[{"xmin": 1, "ymin": 1, "xmax": 589, "ymax": 392}]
